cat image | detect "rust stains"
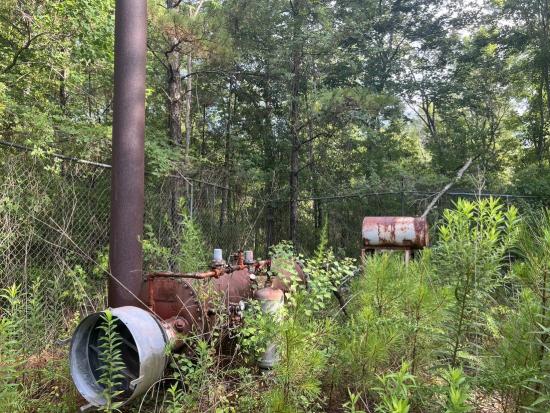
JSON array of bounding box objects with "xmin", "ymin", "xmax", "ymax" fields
[{"xmin": 362, "ymin": 216, "xmax": 429, "ymax": 249}]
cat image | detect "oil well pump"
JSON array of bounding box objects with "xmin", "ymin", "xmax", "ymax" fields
[{"xmin": 67, "ymin": 1, "xmax": 428, "ymax": 410}]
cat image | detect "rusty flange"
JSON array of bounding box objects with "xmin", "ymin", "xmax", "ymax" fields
[{"xmin": 146, "ymin": 277, "xmax": 205, "ymax": 334}]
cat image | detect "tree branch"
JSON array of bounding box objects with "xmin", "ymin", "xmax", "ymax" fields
[
  {"xmin": 298, "ymin": 130, "xmax": 334, "ymax": 148},
  {"xmin": 147, "ymin": 43, "xmax": 169, "ymax": 71},
  {"xmin": 2, "ymin": 31, "xmax": 48, "ymax": 74},
  {"xmin": 297, "ymin": 160, "xmax": 315, "ymax": 174},
  {"xmin": 421, "ymin": 157, "xmax": 473, "ymax": 219}
]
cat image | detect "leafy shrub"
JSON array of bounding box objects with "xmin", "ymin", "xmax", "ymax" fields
[
  {"xmin": 373, "ymin": 362, "xmax": 416, "ymax": 413},
  {"xmin": 443, "ymin": 368, "xmax": 472, "ymax": 413},
  {"xmin": 432, "ymin": 197, "xmax": 519, "ymax": 368},
  {"xmin": 0, "ymin": 284, "xmax": 24, "ymax": 411},
  {"xmin": 142, "ymin": 198, "xmax": 209, "ymax": 273},
  {"xmin": 486, "ymin": 210, "xmax": 550, "ymax": 412},
  {"xmin": 96, "ymin": 309, "xmax": 125, "ymax": 412},
  {"xmin": 177, "ymin": 203, "xmax": 209, "ymax": 273},
  {"xmin": 335, "ymin": 252, "xmax": 446, "ymax": 401}
]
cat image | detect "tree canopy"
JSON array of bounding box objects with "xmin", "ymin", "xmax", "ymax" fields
[{"xmin": 1, "ymin": 0, "xmax": 550, "ymax": 244}]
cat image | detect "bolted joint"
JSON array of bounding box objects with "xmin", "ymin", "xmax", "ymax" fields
[{"xmin": 173, "ymin": 317, "xmax": 188, "ymax": 333}]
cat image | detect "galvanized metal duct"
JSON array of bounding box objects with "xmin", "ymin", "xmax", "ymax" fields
[{"xmin": 70, "ymin": 307, "xmax": 168, "ymax": 410}]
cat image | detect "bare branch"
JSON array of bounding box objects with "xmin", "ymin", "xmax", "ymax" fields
[{"xmin": 421, "ymin": 157, "xmax": 473, "ymax": 219}]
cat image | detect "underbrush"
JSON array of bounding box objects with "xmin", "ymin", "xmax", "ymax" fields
[{"xmin": 3, "ymin": 198, "xmax": 550, "ymax": 412}]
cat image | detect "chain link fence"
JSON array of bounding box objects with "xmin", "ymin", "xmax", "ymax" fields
[
  {"xmin": 2, "ymin": 146, "xmax": 550, "ymax": 296},
  {"xmin": 292, "ymin": 189, "xmax": 550, "ymax": 255},
  {"xmin": 0, "ymin": 149, "xmax": 262, "ymax": 294}
]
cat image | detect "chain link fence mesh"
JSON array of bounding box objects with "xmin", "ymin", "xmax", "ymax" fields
[
  {"xmin": 0, "ymin": 150, "xmax": 263, "ymax": 293},
  {"xmin": 2, "ymin": 148, "xmax": 550, "ymax": 296}
]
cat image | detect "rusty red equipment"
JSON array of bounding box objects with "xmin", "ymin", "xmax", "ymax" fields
[
  {"xmin": 362, "ymin": 216, "xmax": 429, "ymax": 262},
  {"xmin": 68, "ymin": 1, "xmax": 305, "ymax": 408},
  {"xmin": 70, "ymin": 246, "xmax": 304, "ymax": 410}
]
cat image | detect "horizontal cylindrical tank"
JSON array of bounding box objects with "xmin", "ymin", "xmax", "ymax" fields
[{"xmin": 362, "ymin": 216, "xmax": 429, "ymax": 248}]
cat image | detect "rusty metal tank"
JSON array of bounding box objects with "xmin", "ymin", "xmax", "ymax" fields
[
  {"xmin": 270, "ymin": 258, "xmax": 306, "ymax": 291},
  {"xmin": 144, "ymin": 268, "xmax": 254, "ymax": 335},
  {"xmin": 362, "ymin": 216, "xmax": 429, "ymax": 249}
]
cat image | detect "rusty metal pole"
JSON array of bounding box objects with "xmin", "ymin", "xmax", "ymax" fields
[{"xmin": 109, "ymin": 0, "xmax": 147, "ymax": 308}]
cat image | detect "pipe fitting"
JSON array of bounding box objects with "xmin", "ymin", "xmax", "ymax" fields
[
  {"xmin": 212, "ymin": 248, "xmax": 225, "ymax": 267},
  {"xmin": 255, "ymin": 287, "xmax": 284, "ymax": 369},
  {"xmin": 244, "ymin": 250, "xmax": 254, "ymax": 265},
  {"xmin": 70, "ymin": 306, "xmax": 169, "ymax": 410},
  {"xmin": 173, "ymin": 317, "xmax": 188, "ymax": 333}
]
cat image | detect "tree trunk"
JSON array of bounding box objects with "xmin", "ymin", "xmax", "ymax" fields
[
  {"xmin": 288, "ymin": 3, "xmax": 304, "ymax": 246},
  {"xmin": 263, "ymin": 68, "xmax": 276, "ymax": 254},
  {"xmin": 59, "ymin": 67, "xmax": 68, "ymax": 111},
  {"xmin": 220, "ymin": 79, "xmax": 234, "ymax": 227},
  {"xmin": 201, "ymin": 104, "xmax": 207, "ymax": 156},
  {"xmin": 184, "ymin": 52, "xmax": 193, "ymax": 159},
  {"xmin": 289, "ymin": 87, "xmax": 300, "ymax": 245},
  {"xmin": 537, "ymin": 0, "xmax": 550, "ymax": 162},
  {"xmin": 166, "ymin": 0, "xmax": 184, "ymax": 253},
  {"xmin": 537, "ymin": 79, "xmax": 545, "ymax": 162},
  {"xmin": 166, "ymin": 0, "xmax": 182, "ymax": 146}
]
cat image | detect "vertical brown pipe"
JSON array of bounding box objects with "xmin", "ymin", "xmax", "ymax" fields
[{"xmin": 109, "ymin": 0, "xmax": 147, "ymax": 308}]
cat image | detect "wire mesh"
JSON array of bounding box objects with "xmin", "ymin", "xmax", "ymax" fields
[
  {"xmin": 2, "ymin": 148, "xmax": 550, "ymax": 293},
  {"xmin": 0, "ymin": 151, "xmax": 264, "ymax": 292}
]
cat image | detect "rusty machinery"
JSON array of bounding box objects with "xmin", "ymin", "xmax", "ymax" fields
[
  {"xmin": 361, "ymin": 216, "xmax": 429, "ymax": 262},
  {"xmin": 70, "ymin": 248, "xmax": 302, "ymax": 409},
  {"xmin": 68, "ymin": 1, "xmax": 428, "ymax": 410}
]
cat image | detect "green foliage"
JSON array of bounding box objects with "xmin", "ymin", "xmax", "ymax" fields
[
  {"xmin": 373, "ymin": 363, "xmax": 416, "ymax": 413},
  {"xmin": 142, "ymin": 224, "xmax": 171, "ymax": 272},
  {"xmin": 167, "ymin": 339, "xmax": 216, "ymax": 411},
  {"xmin": 0, "ymin": 284, "xmax": 24, "ymax": 411},
  {"xmin": 502, "ymin": 210, "xmax": 550, "ymax": 412},
  {"xmin": 240, "ymin": 240, "xmax": 340, "ymax": 412},
  {"xmin": 96, "ymin": 309, "xmax": 125, "ymax": 412},
  {"xmin": 237, "ymin": 299, "xmax": 279, "ymax": 360},
  {"xmin": 142, "ymin": 199, "xmax": 209, "ymax": 273},
  {"xmin": 336, "ymin": 254, "xmax": 409, "ymax": 392},
  {"xmin": 177, "ymin": 199, "xmax": 209, "ymax": 273},
  {"xmin": 480, "ymin": 288, "xmax": 541, "ymax": 410},
  {"xmin": 433, "ymin": 197, "xmax": 520, "ymax": 368},
  {"xmin": 263, "ymin": 314, "xmax": 329, "ymax": 412},
  {"xmin": 335, "ymin": 252, "xmax": 446, "ymax": 397},
  {"xmin": 300, "ymin": 248, "xmax": 355, "ymax": 318},
  {"xmin": 343, "ymin": 390, "xmax": 366, "ymax": 413},
  {"xmin": 443, "ymin": 368, "xmax": 472, "ymax": 413}
]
